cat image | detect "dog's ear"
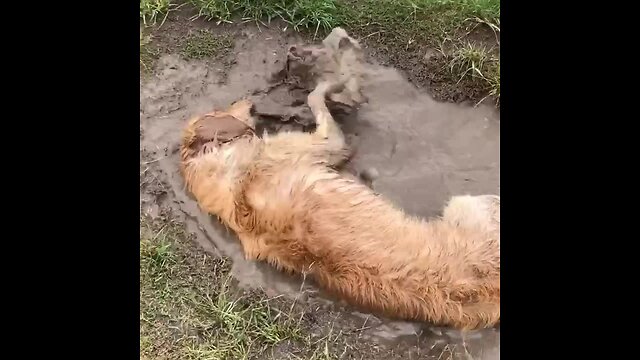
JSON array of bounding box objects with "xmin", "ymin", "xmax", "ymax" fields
[{"xmin": 195, "ymin": 114, "xmax": 252, "ymax": 144}]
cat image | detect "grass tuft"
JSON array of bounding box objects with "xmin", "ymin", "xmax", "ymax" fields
[
  {"xmin": 448, "ymin": 41, "xmax": 492, "ymax": 81},
  {"xmin": 444, "ymin": 41, "xmax": 499, "ymax": 105},
  {"xmin": 181, "ymin": 30, "xmax": 234, "ymax": 60}
]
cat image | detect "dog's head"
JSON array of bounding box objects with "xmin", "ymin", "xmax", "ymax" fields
[
  {"xmin": 178, "ymin": 99, "xmax": 260, "ymax": 223},
  {"xmin": 180, "ymin": 99, "xmax": 257, "ymax": 163}
]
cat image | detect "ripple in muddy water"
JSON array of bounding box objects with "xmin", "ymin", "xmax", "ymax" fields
[{"xmin": 140, "ymin": 27, "xmax": 499, "ymax": 359}]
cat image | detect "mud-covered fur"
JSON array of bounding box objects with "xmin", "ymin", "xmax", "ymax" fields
[{"xmin": 180, "ymin": 83, "xmax": 500, "ymax": 329}]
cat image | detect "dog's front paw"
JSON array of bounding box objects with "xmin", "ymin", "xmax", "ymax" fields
[
  {"xmin": 243, "ymin": 248, "xmax": 259, "ymax": 261},
  {"xmin": 238, "ymin": 233, "xmax": 261, "ymax": 261}
]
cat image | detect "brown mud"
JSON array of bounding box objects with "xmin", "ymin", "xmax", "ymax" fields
[{"xmin": 140, "ymin": 18, "xmax": 499, "ymax": 360}]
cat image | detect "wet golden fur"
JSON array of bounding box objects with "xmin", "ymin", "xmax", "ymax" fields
[{"xmin": 180, "ymin": 85, "xmax": 500, "ymax": 329}]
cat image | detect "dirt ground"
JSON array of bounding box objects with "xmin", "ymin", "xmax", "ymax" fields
[{"xmin": 140, "ymin": 12, "xmax": 500, "ymax": 360}]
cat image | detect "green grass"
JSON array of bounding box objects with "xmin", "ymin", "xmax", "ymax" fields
[
  {"xmin": 443, "ymin": 41, "xmax": 499, "ymax": 105},
  {"xmin": 186, "ymin": 0, "xmax": 499, "ymax": 35},
  {"xmin": 181, "ymin": 30, "xmax": 234, "ymax": 59},
  {"xmin": 448, "ymin": 42, "xmax": 492, "ymax": 80},
  {"xmin": 337, "ymin": 0, "xmax": 499, "ymax": 35},
  {"xmin": 140, "ymin": 215, "xmax": 306, "ymax": 360},
  {"xmin": 189, "ymin": 0, "xmax": 339, "ymax": 35},
  {"xmin": 140, "ymin": 0, "xmax": 173, "ymax": 26}
]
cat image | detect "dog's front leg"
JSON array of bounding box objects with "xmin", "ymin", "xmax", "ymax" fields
[
  {"xmin": 266, "ymin": 79, "xmax": 350, "ymax": 167},
  {"xmin": 306, "ymin": 80, "xmax": 351, "ymax": 166},
  {"xmin": 308, "ymin": 80, "xmax": 344, "ymax": 141}
]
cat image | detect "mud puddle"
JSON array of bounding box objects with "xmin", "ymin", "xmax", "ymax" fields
[{"xmin": 140, "ymin": 26, "xmax": 499, "ymax": 359}]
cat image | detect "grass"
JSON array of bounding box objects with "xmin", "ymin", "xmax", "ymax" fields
[
  {"xmin": 140, "ymin": 210, "xmax": 397, "ymax": 359},
  {"xmin": 140, "ymin": 0, "xmax": 173, "ymax": 26},
  {"xmin": 448, "ymin": 42, "xmax": 492, "ymax": 81},
  {"xmin": 182, "ymin": 0, "xmax": 499, "ymax": 36},
  {"xmin": 444, "ymin": 41, "xmax": 500, "ymax": 104},
  {"xmin": 189, "ymin": 0, "xmax": 339, "ymax": 35},
  {"xmin": 140, "ymin": 214, "xmax": 306, "ymax": 359},
  {"xmin": 181, "ymin": 30, "xmax": 234, "ymax": 59},
  {"xmin": 337, "ymin": 0, "xmax": 499, "ymax": 40},
  {"xmin": 139, "ymin": 28, "xmax": 233, "ymax": 74}
]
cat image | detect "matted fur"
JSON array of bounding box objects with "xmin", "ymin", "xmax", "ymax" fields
[{"xmin": 180, "ymin": 91, "xmax": 500, "ymax": 329}]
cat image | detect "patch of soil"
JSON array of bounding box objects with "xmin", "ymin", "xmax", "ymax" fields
[
  {"xmin": 351, "ymin": 23, "xmax": 499, "ymax": 105},
  {"xmin": 143, "ymin": 9, "xmax": 499, "ymax": 105},
  {"xmin": 140, "ymin": 13, "xmax": 500, "ymax": 360}
]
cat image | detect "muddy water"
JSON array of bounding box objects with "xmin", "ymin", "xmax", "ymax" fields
[{"xmin": 140, "ymin": 29, "xmax": 499, "ymax": 359}]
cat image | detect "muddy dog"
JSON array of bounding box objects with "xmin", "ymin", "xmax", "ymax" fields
[
  {"xmin": 180, "ymin": 32, "xmax": 499, "ymax": 330},
  {"xmin": 179, "ymin": 92, "xmax": 500, "ymax": 329}
]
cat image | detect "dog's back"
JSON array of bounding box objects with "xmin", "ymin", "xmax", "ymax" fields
[{"xmin": 238, "ymin": 159, "xmax": 500, "ymax": 329}]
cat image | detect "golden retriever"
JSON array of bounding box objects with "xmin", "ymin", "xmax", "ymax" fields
[{"xmin": 179, "ymin": 81, "xmax": 500, "ymax": 330}]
